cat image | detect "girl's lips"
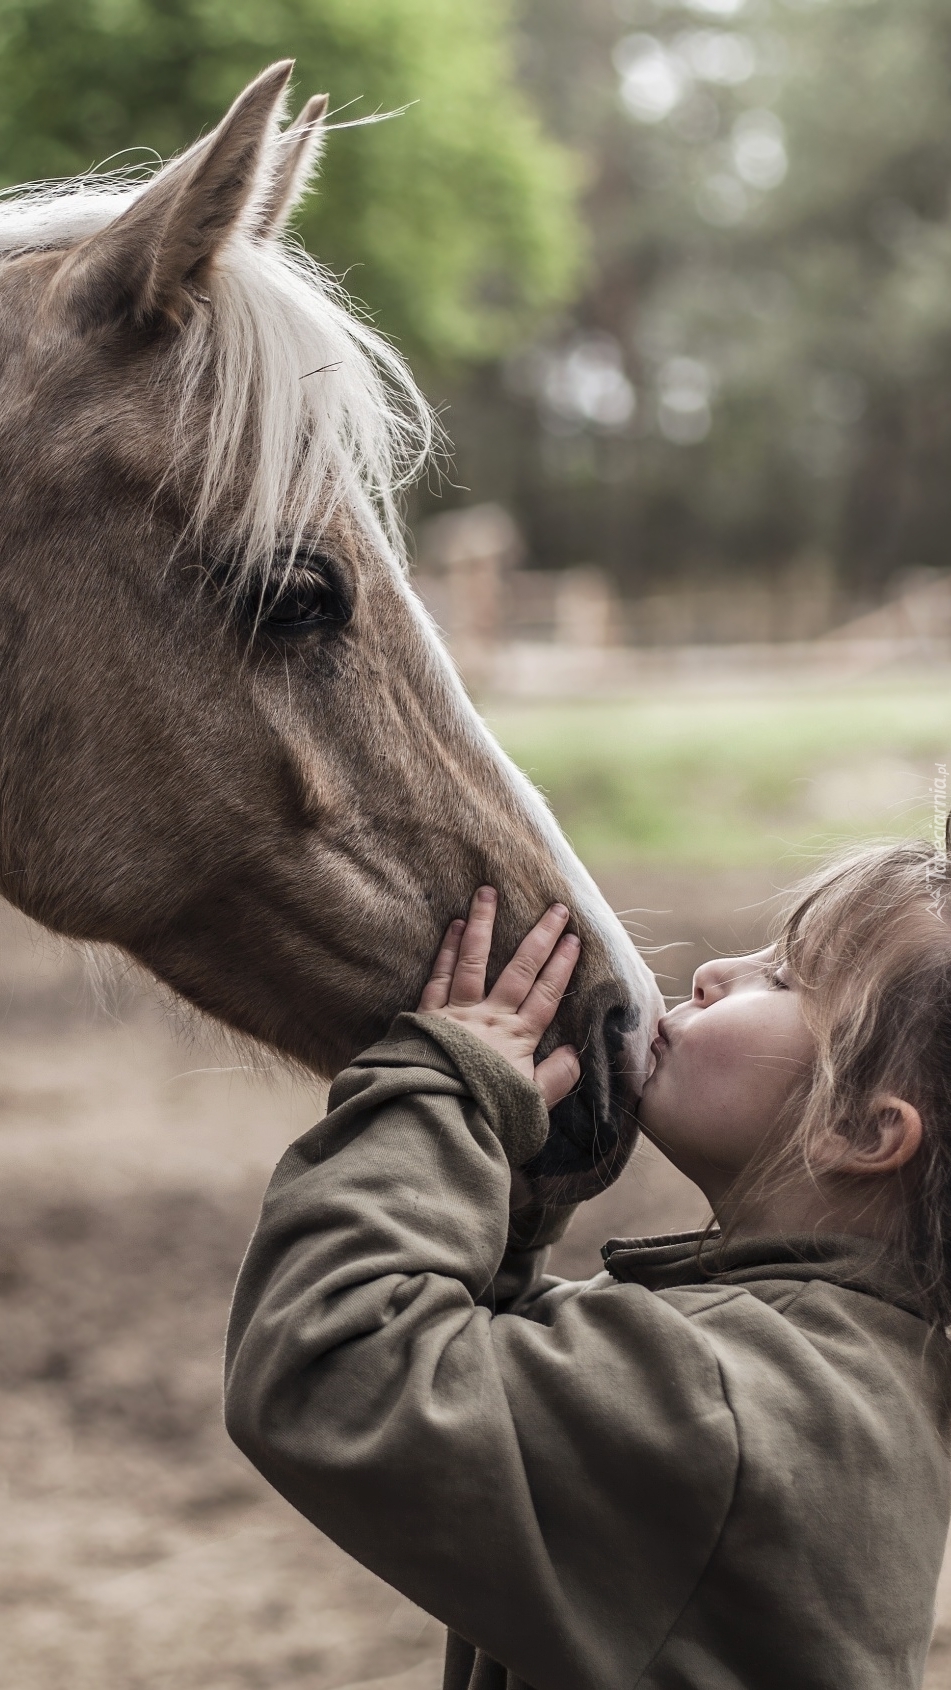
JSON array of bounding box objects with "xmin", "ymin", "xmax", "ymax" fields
[{"xmin": 646, "ymin": 1025, "xmax": 668, "ymax": 1080}]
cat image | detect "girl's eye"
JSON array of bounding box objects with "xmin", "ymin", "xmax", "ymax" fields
[{"xmin": 766, "ymin": 962, "xmax": 790, "ymax": 990}]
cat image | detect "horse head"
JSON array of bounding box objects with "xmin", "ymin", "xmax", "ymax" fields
[{"xmin": 0, "ymin": 62, "xmax": 663, "ymax": 1202}]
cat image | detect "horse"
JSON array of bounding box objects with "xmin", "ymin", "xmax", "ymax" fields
[{"xmin": 0, "ymin": 61, "xmax": 662, "ymax": 1204}]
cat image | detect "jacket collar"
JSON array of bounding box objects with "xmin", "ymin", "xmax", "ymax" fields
[{"xmin": 601, "ymin": 1229, "xmax": 930, "ymax": 1320}]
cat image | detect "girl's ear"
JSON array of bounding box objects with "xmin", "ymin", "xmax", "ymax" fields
[
  {"xmin": 822, "ymin": 1095, "xmax": 923, "ymax": 1177},
  {"xmin": 50, "ymin": 59, "xmax": 295, "ymax": 331}
]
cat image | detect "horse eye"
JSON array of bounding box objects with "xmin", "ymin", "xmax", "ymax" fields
[{"xmin": 259, "ymin": 557, "xmax": 351, "ymax": 637}]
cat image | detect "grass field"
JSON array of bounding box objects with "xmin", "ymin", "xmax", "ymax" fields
[{"xmin": 488, "ymin": 676, "xmax": 951, "ymax": 870}]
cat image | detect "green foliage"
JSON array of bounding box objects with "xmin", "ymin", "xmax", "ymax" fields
[
  {"xmin": 0, "ymin": 0, "xmax": 584, "ymax": 366},
  {"xmin": 443, "ymin": 0, "xmax": 951, "ymax": 595},
  {"xmin": 488, "ymin": 679, "xmax": 951, "ymax": 869},
  {"xmin": 610, "ymin": 0, "xmax": 951, "ymax": 587}
]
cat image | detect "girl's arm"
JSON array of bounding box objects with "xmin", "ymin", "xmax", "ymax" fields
[{"xmin": 224, "ymin": 906, "xmax": 737, "ymax": 1690}]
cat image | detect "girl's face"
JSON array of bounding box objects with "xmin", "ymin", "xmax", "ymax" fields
[{"xmin": 637, "ymin": 948, "xmax": 816, "ymax": 1210}]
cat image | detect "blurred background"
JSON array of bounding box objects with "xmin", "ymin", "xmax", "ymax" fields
[{"xmin": 2, "ymin": 0, "xmax": 951, "ymax": 1685}]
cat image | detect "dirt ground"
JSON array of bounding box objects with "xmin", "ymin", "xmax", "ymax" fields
[{"xmin": 2, "ymin": 871, "xmax": 950, "ymax": 1689}]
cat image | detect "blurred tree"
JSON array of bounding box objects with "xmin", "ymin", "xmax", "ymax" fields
[
  {"xmin": 602, "ymin": 0, "xmax": 951, "ymax": 594},
  {"xmin": 438, "ymin": 0, "xmax": 951, "ymax": 604},
  {"xmin": 6, "ymin": 0, "xmax": 951, "ymax": 601},
  {"xmin": 0, "ymin": 0, "xmax": 583, "ymax": 366}
]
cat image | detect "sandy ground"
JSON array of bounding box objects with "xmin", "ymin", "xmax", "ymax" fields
[{"xmin": 1, "ymin": 873, "xmax": 950, "ymax": 1688}]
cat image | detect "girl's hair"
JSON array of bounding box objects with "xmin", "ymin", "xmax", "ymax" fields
[{"xmin": 735, "ymin": 830, "xmax": 951, "ymax": 1326}]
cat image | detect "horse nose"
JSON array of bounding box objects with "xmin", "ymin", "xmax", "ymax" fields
[{"xmin": 520, "ymin": 994, "xmax": 651, "ymax": 1208}]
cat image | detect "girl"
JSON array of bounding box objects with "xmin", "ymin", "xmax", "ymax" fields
[{"xmin": 225, "ymin": 839, "xmax": 951, "ymax": 1690}]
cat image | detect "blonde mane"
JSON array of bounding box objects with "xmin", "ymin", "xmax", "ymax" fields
[{"xmin": 0, "ymin": 155, "xmax": 433, "ymax": 576}]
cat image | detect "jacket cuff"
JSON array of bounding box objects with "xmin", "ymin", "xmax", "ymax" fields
[{"xmin": 388, "ymin": 1011, "xmax": 550, "ymax": 1171}]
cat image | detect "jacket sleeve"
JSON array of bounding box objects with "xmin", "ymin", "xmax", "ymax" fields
[{"xmin": 224, "ymin": 1014, "xmax": 739, "ymax": 1690}]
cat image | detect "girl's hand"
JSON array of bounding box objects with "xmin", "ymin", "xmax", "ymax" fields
[{"xmin": 417, "ymin": 887, "xmax": 582, "ymax": 1110}]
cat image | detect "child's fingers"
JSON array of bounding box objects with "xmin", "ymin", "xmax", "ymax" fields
[
  {"xmin": 417, "ymin": 919, "xmax": 466, "ymax": 1011},
  {"xmin": 447, "ymin": 886, "xmax": 498, "ymax": 1006},
  {"xmin": 489, "ymin": 903, "xmax": 572, "ymax": 1011},
  {"xmin": 534, "ymin": 1044, "xmax": 581, "ymax": 1110},
  {"xmin": 518, "ymin": 932, "xmax": 582, "ymax": 1036}
]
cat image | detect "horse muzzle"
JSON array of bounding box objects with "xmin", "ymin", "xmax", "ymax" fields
[{"xmin": 523, "ymin": 988, "xmax": 657, "ymax": 1208}]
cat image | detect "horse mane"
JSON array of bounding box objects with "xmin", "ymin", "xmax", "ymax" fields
[{"xmin": 0, "ymin": 163, "xmax": 434, "ymax": 577}]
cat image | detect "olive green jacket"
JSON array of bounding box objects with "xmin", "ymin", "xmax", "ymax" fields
[{"xmin": 224, "ymin": 1014, "xmax": 951, "ymax": 1690}]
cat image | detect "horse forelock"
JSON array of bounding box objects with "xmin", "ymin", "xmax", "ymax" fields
[{"xmin": 0, "ymin": 169, "xmax": 434, "ymax": 579}]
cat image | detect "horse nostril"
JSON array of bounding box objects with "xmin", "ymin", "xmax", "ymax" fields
[
  {"xmin": 524, "ymin": 999, "xmax": 642, "ymax": 1203},
  {"xmin": 603, "ymin": 1003, "xmax": 638, "ymax": 1070}
]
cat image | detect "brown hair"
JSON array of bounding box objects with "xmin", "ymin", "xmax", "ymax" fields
[{"xmin": 739, "ymin": 832, "xmax": 951, "ymax": 1325}]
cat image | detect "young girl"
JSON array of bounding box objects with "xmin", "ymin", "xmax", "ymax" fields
[{"xmin": 225, "ymin": 839, "xmax": 951, "ymax": 1690}]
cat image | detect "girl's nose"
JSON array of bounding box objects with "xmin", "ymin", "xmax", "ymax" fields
[
  {"xmin": 692, "ymin": 951, "xmax": 769, "ymax": 1005},
  {"xmin": 692, "ymin": 960, "xmax": 720, "ymax": 1004},
  {"xmin": 691, "ymin": 957, "xmax": 734, "ymax": 1004}
]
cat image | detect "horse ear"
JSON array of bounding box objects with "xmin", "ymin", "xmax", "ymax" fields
[
  {"xmin": 253, "ymin": 93, "xmax": 329, "ymax": 240},
  {"xmin": 53, "ymin": 60, "xmax": 295, "ymax": 329}
]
